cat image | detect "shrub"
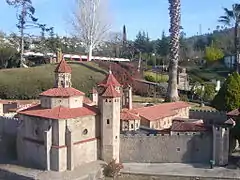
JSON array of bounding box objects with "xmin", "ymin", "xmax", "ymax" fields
[
  {"xmin": 103, "ymin": 159, "xmax": 123, "ymax": 179},
  {"xmin": 212, "ymin": 72, "xmax": 240, "ymax": 111},
  {"xmin": 144, "ymin": 71, "xmax": 168, "ymax": 83}
]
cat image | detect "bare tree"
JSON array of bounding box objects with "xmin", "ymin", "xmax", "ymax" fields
[{"xmin": 71, "ymin": 0, "xmax": 111, "ymax": 61}]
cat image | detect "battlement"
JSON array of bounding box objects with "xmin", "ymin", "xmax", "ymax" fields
[
  {"xmin": 190, "ymin": 109, "xmax": 226, "ymax": 114},
  {"xmin": 0, "ymin": 116, "xmax": 20, "ymax": 135},
  {"xmin": 120, "ymin": 132, "xmax": 206, "ymax": 139}
]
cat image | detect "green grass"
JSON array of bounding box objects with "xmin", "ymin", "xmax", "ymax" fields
[{"xmin": 0, "ymin": 62, "xmax": 105, "ymax": 99}]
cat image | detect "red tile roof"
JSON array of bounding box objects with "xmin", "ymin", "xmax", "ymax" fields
[
  {"xmin": 171, "ymin": 120, "xmax": 208, "ymax": 132},
  {"xmin": 121, "ymin": 109, "xmax": 140, "ymax": 121},
  {"xmin": 55, "ymin": 59, "xmax": 72, "ymax": 73},
  {"xmin": 101, "ymin": 85, "xmax": 121, "ymax": 98},
  {"xmin": 132, "ymin": 101, "xmax": 190, "ymax": 121},
  {"xmin": 40, "ymin": 87, "xmax": 85, "ymax": 97},
  {"xmin": 18, "ymin": 104, "xmax": 97, "ymax": 120},
  {"xmin": 227, "ymin": 108, "xmax": 240, "ymax": 117},
  {"xmin": 98, "ymin": 71, "xmax": 121, "ymax": 87},
  {"xmin": 83, "ymin": 97, "xmax": 93, "ymax": 104}
]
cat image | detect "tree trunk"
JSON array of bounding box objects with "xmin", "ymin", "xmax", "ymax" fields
[
  {"xmin": 88, "ymin": 44, "xmax": 93, "ymax": 61},
  {"xmin": 234, "ymin": 23, "xmax": 239, "ymax": 73},
  {"xmin": 166, "ymin": 0, "xmax": 181, "ymax": 102}
]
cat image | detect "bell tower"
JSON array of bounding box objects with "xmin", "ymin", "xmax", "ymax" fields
[{"xmin": 54, "ymin": 58, "xmax": 72, "ymax": 88}]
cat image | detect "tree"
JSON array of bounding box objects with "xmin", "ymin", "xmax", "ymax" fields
[
  {"xmin": 219, "ymin": 4, "xmax": 240, "ymax": 72},
  {"xmin": 71, "ymin": 0, "xmax": 111, "ymax": 61},
  {"xmin": 6, "ymin": 0, "xmax": 38, "ymax": 67},
  {"xmin": 166, "ymin": 0, "xmax": 181, "ymax": 102},
  {"xmin": 204, "ymin": 43, "xmax": 224, "ymax": 62},
  {"xmin": 212, "ymin": 72, "xmax": 240, "ymax": 111}
]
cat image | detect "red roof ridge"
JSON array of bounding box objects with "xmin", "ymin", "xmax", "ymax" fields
[
  {"xmin": 98, "ymin": 71, "xmax": 121, "ymax": 87},
  {"xmin": 101, "ymin": 84, "xmax": 121, "ymax": 98},
  {"xmin": 55, "ymin": 59, "xmax": 72, "ymax": 73},
  {"xmin": 40, "ymin": 87, "xmax": 85, "ymax": 97}
]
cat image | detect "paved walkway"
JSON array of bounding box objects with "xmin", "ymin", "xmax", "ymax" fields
[
  {"xmin": 0, "ymin": 161, "xmax": 104, "ymax": 180},
  {"xmin": 122, "ymin": 163, "xmax": 240, "ymax": 179}
]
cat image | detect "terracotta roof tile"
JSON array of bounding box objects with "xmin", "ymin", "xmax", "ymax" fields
[
  {"xmin": 132, "ymin": 101, "xmax": 190, "ymax": 121},
  {"xmin": 171, "ymin": 120, "xmax": 208, "ymax": 132},
  {"xmin": 227, "ymin": 108, "xmax": 240, "ymax": 117},
  {"xmin": 121, "ymin": 109, "xmax": 140, "ymax": 121},
  {"xmin": 40, "ymin": 87, "xmax": 85, "ymax": 97},
  {"xmin": 18, "ymin": 104, "xmax": 97, "ymax": 120},
  {"xmin": 98, "ymin": 71, "xmax": 121, "ymax": 87},
  {"xmin": 101, "ymin": 85, "xmax": 121, "ymax": 98},
  {"xmin": 83, "ymin": 97, "xmax": 93, "ymax": 104},
  {"xmin": 55, "ymin": 59, "xmax": 72, "ymax": 73}
]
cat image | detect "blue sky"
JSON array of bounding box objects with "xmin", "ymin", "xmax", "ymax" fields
[{"xmin": 0, "ymin": 0, "xmax": 238, "ymax": 40}]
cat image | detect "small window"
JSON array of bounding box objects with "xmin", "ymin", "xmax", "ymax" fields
[
  {"xmin": 105, "ymin": 99, "xmax": 108, "ymax": 102},
  {"xmin": 115, "ymin": 136, "xmax": 117, "ymax": 139},
  {"xmin": 131, "ymin": 124, "xmax": 134, "ymax": 129},
  {"xmin": 136, "ymin": 123, "xmax": 138, "ymax": 127},
  {"xmin": 115, "ymin": 99, "xmax": 117, "ymax": 102},
  {"xmin": 59, "ymin": 99, "xmax": 62, "ymax": 103},
  {"xmin": 75, "ymin": 99, "xmax": 78, "ymax": 102},
  {"xmin": 177, "ymin": 133, "xmax": 180, "ymax": 135},
  {"xmin": 176, "ymin": 147, "xmax": 180, "ymax": 152},
  {"xmin": 83, "ymin": 129, "xmax": 88, "ymax": 135},
  {"xmin": 109, "ymin": 99, "xmax": 112, "ymax": 103},
  {"xmin": 107, "ymin": 119, "xmax": 110, "ymax": 124},
  {"xmin": 61, "ymin": 80, "xmax": 64, "ymax": 87}
]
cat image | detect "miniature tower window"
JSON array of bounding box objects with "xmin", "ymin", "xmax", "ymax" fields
[{"xmin": 107, "ymin": 119, "xmax": 110, "ymax": 124}]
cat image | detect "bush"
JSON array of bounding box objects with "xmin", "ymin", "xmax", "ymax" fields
[
  {"xmin": 144, "ymin": 71, "xmax": 169, "ymax": 83},
  {"xmin": 212, "ymin": 72, "xmax": 240, "ymax": 111},
  {"xmin": 103, "ymin": 159, "xmax": 123, "ymax": 179},
  {"xmin": 0, "ymin": 62, "xmax": 105, "ymax": 100}
]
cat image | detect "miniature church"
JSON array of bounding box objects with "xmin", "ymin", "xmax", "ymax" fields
[{"xmin": 17, "ymin": 58, "xmax": 122, "ymax": 171}]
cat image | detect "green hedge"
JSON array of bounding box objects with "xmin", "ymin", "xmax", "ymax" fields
[
  {"xmin": 144, "ymin": 71, "xmax": 169, "ymax": 83},
  {"xmin": 0, "ymin": 62, "xmax": 105, "ymax": 100}
]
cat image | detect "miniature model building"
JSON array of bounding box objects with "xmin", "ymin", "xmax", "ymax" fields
[{"xmin": 15, "ymin": 59, "xmax": 230, "ymax": 172}]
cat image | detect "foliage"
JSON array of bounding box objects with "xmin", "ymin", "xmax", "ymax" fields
[
  {"xmin": 0, "ymin": 62, "xmax": 105, "ymax": 99},
  {"xmin": 203, "ymin": 84, "xmax": 216, "ymax": 102},
  {"xmin": 144, "ymin": 71, "xmax": 169, "ymax": 83},
  {"xmin": 179, "ymin": 94, "xmax": 189, "ymax": 102},
  {"xmin": 204, "ymin": 44, "xmax": 224, "ymax": 62},
  {"xmin": 103, "ymin": 159, "xmax": 123, "ymax": 179},
  {"xmin": 0, "ymin": 46, "xmax": 20, "ymax": 69},
  {"xmin": 212, "ymin": 72, "xmax": 240, "ymax": 111}
]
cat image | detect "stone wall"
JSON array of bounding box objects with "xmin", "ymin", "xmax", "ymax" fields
[
  {"xmin": 120, "ymin": 133, "xmax": 213, "ymax": 163},
  {"xmin": 0, "ymin": 116, "xmax": 20, "ymax": 160},
  {"xmin": 189, "ymin": 109, "xmax": 227, "ymax": 124}
]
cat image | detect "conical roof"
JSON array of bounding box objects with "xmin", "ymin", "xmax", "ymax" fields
[{"xmin": 55, "ymin": 59, "xmax": 72, "ymax": 73}]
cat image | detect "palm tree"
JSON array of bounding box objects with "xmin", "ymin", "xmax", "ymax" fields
[
  {"xmin": 166, "ymin": 0, "xmax": 181, "ymax": 102},
  {"xmin": 219, "ymin": 4, "xmax": 240, "ymax": 73}
]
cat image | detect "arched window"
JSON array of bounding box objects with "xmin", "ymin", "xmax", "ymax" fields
[{"xmin": 107, "ymin": 119, "xmax": 110, "ymax": 125}]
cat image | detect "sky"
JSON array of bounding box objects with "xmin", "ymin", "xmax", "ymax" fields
[{"xmin": 0, "ymin": 0, "xmax": 239, "ymax": 40}]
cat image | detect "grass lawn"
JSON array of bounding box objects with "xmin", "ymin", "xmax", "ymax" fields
[{"xmin": 0, "ymin": 62, "xmax": 105, "ymax": 99}]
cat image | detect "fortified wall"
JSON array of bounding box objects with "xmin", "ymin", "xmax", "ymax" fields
[
  {"xmin": 120, "ymin": 133, "xmax": 213, "ymax": 164},
  {"xmin": 189, "ymin": 109, "xmax": 227, "ymax": 124},
  {"xmin": 0, "ymin": 116, "xmax": 20, "ymax": 160}
]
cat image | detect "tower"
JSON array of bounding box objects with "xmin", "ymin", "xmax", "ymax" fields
[
  {"xmin": 122, "ymin": 85, "xmax": 133, "ymax": 109},
  {"xmin": 99, "ymin": 76, "xmax": 121, "ymax": 163},
  {"xmin": 123, "ymin": 25, "xmax": 127, "ymax": 43},
  {"xmin": 54, "ymin": 58, "xmax": 72, "ymax": 88},
  {"xmin": 212, "ymin": 125, "xmax": 230, "ymax": 166}
]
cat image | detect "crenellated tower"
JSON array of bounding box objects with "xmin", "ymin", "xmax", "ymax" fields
[{"xmin": 98, "ymin": 69, "xmax": 122, "ymax": 163}]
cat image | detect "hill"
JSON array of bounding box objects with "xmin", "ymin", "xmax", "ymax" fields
[{"xmin": 0, "ymin": 62, "xmax": 106, "ymax": 100}]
